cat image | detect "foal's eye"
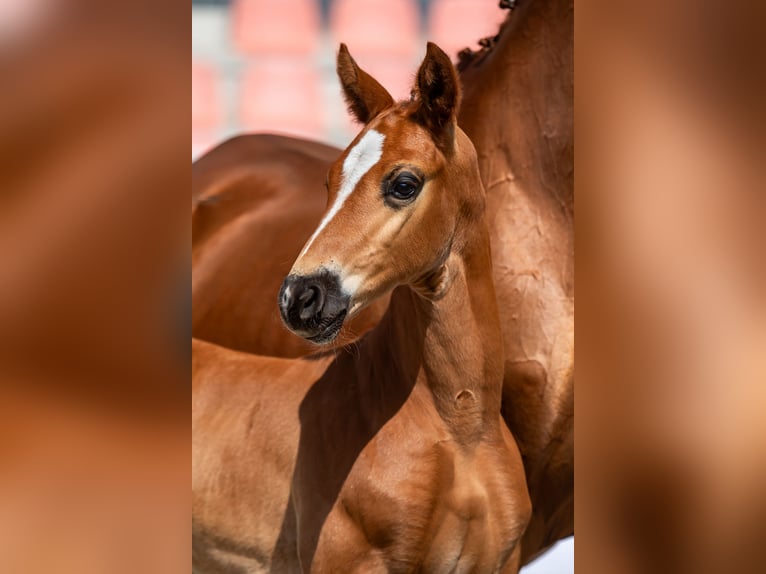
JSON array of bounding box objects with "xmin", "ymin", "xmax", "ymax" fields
[{"xmin": 387, "ymin": 173, "xmax": 422, "ymax": 202}]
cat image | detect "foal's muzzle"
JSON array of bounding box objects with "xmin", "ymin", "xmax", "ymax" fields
[{"xmin": 278, "ymin": 270, "xmax": 350, "ymax": 344}]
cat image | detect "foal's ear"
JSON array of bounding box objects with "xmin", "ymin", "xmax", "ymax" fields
[
  {"xmin": 337, "ymin": 44, "xmax": 394, "ymax": 124},
  {"xmin": 412, "ymin": 42, "xmax": 461, "ymax": 150}
]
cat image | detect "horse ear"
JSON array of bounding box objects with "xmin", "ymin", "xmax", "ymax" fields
[
  {"xmin": 412, "ymin": 42, "xmax": 461, "ymax": 150},
  {"xmin": 337, "ymin": 44, "xmax": 394, "ymax": 124}
]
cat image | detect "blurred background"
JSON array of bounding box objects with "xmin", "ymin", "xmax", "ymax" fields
[{"xmin": 192, "ymin": 0, "xmax": 507, "ymax": 157}]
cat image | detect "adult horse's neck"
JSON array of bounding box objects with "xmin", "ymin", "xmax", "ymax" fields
[
  {"xmin": 459, "ymin": 0, "xmax": 574, "ymax": 217},
  {"xmin": 365, "ymin": 222, "xmax": 504, "ymax": 442}
]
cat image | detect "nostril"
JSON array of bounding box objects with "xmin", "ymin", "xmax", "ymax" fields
[
  {"xmin": 298, "ymin": 284, "xmax": 324, "ymax": 320},
  {"xmin": 299, "ymin": 286, "xmax": 317, "ymax": 306}
]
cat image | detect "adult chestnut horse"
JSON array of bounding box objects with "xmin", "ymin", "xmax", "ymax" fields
[
  {"xmin": 193, "ymin": 44, "xmax": 530, "ymax": 572},
  {"xmin": 193, "ymin": 0, "xmax": 573, "ymax": 563}
]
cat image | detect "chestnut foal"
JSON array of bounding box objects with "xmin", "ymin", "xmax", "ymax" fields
[{"xmin": 192, "ymin": 44, "xmax": 530, "ymax": 573}]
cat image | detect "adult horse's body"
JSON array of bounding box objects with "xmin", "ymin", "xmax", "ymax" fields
[
  {"xmin": 192, "ymin": 0, "xmax": 573, "ymax": 563},
  {"xmin": 193, "ymin": 44, "xmax": 530, "ymax": 572}
]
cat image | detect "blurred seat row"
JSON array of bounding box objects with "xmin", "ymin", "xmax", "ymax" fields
[
  {"xmin": 231, "ymin": 0, "xmax": 503, "ymax": 59},
  {"xmin": 192, "ymin": 0, "xmax": 506, "ymax": 156}
]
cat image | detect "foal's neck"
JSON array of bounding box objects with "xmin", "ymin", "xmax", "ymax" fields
[{"xmin": 368, "ymin": 224, "xmax": 504, "ymax": 443}]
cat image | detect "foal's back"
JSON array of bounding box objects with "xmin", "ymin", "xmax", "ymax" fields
[{"xmin": 192, "ymin": 338, "xmax": 323, "ymax": 573}]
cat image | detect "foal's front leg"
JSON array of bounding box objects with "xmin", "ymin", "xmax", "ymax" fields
[
  {"xmin": 305, "ymin": 509, "xmax": 390, "ymax": 574},
  {"xmin": 500, "ymin": 545, "xmax": 523, "ymax": 574}
]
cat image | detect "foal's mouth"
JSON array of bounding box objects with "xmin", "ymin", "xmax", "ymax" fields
[{"xmin": 305, "ymin": 309, "xmax": 348, "ymax": 344}]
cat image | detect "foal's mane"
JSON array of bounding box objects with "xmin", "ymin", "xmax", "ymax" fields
[{"xmin": 456, "ymin": 0, "xmax": 517, "ymax": 73}]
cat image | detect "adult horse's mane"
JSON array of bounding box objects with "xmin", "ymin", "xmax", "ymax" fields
[{"xmin": 457, "ymin": 0, "xmax": 517, "ymax": 73}]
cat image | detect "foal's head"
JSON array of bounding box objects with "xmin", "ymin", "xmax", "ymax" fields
[{"xmin": 279, "ymin": 43, "xmax": 485, "ymax": 344}]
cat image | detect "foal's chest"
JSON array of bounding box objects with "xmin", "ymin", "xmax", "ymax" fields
[{"xmin": 306, "ymin": 403, "xmax": 524, "ymax": 573}]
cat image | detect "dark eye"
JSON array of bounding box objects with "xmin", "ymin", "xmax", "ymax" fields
[{"xmin": 387, "ymin": 173, "xmax": 422, "ymax": 202}]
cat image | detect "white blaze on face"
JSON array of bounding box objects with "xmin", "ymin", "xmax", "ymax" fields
[{"xmin": 298, "ymin": 129, "xmax": 385, "ymax": 259}]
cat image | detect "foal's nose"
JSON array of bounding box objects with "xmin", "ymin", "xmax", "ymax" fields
[
  {"xmin": 279, "ymin": 270, "xmax": 350, "ymax": 342},
  {"xmin": 288, "ymin": 279, "xmax": 326, "ymax": 321}
]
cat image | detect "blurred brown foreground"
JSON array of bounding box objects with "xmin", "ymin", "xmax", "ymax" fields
[
  {"xmin": 577, "ymin": 0, "xmax": 766, "ymax": 572},
  {"xmin": 0, "ymin": 1, "xmax": 188, "ymax": 572}
]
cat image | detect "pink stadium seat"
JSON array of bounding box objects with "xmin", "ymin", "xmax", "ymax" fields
[
  {"xmin": 355, "ymin": 56, "xmax": 414, "ymax": 103},
  {"xmin": 335, "ymin": 55, "xmax": 415, "ymax": 139},
  {"xmin": 192, "ymin": 133, "xmax": 220, "ymax": 161},
  {"xmin": 232, "ymin": 0, "xmax": 321, "ymax": 56},
  {"xmin": 428, "ymin": 0, "xmax": 506, "ymax": 61},
  {"xmin": 239, "ymin": 60, "xmax": 325, "ymax": 139},
  {"xmin": 330, "ymin": 0, "xmax": 419, "ymax": 60},
  {"xmin": 192, "ymin": 61, "xmax": 220, "ymax": 152}
]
